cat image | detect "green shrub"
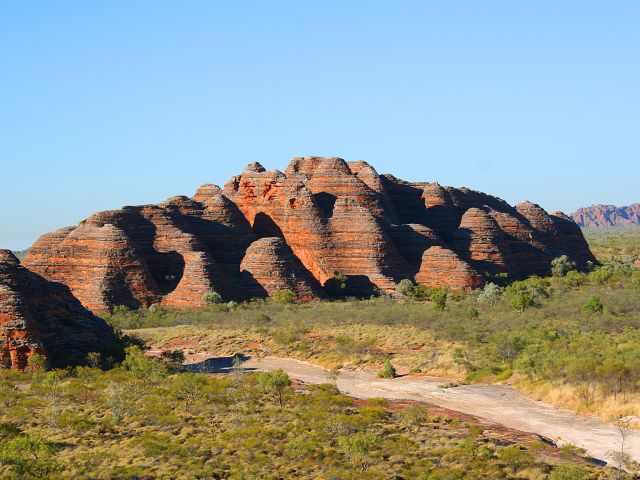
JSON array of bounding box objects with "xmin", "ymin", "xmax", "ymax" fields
[
  {"xmin": 203, "ymin": 290, "xmax": 223, "ymax": 304},
  {"xmin": 396, "ymin": 279, "xmax": 415, "ymax": 298},
  {"xmin": 431, "ymin": 288, "xmax": 448, "ymax": 311},
  {"xmin": 256, "ymin": 369, "xmax": 292, "ymax": 407},
  {"xmin": 0, "ymin": 431, "xmax": 60, "ymax": 478},
  {"xmin": 377, "ymin": 360, "xmax": 397, "ymax": 379},
  {"xmin": 477, "ymin": 282, "xmax": 503, "ymax": 305},
  {"xmin": 549, "ymin": 464, "xmax": 589, "ymax": 480},
  {"xmin": 272, "ymin": 289, "xmax": 296, "ymax": 304},
  {"xmin": 551, "ymin": 255, "xmax": 576, "ymax": 277},
  {"xmin": 582, "ymin": 295, "xmax": 604, "ymax": 314},
  {"xmin": 338, "ymin": 432, "xmax": 380, "ymax": 470},
  {"xmin": 562, "ymin": 270, "xmax": 585, "ymax": 287}
]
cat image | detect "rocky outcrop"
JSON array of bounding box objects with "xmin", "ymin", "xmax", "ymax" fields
[
  {"xmin": 415, "ymin": 246, "xmax": 484, "ymax": 290},
  {"xmin": 239, "ymin": 237, "xmax": 324, "ymax": 301},
  {"xmin": 0, "ymin": 250, "xmax": 118, "ymax": 368},
  {"xmin": 572, "ymin": 204, "xmax": 640, "ymax": 228},
  {"xmin": 24, "ymin": 157, "xmax": 596, "ymax": 311}
]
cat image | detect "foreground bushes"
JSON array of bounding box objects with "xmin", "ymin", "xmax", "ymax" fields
[{"xmin": 0, "ymin": 349, "xmax": 611, "ymax": 479}]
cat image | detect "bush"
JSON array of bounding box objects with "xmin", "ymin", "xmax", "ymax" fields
[
  {"xmin": 431, "ymin": 288, "xmax": 448, "ymax": 311},
  {"xmin": 549, "ymin": 464, "xmax": 589, "ymax": 480},
  {"xmin": 324, "ymin": 271, "xmax": 349, "ymax": 298},
  {"xmin": 0, "ymin": 432, "xmax": 60, "ymax": 478},
  {"xmin": 338, "ymin": 432, "xmax": 380, "ymax": 470},
  {"xmin": 562, "ymin": 270, "xmax": 585, "ymax": 287},
  {"xmin": 477, "ymin": 282, "xmax": 503, "ymax": 306},
  {"xmin": 504, "ymin": 277, "xmax": 551, "ymax": 312},
  {"xmin": 551, "ymin": 255, "xmax": 576, "ymax": 277},
  {"xmin": 377, "ymin": 360, "xmax": 397, "ymax": 379},
  {"xmin": 256, "ymin": 369, "xmax": 292, "ymax": 407},
  {"xmin": 203, "ymin": 291, "xmax": 223, "ymax": 304},
  {"xmin": 272, "ymin": 289, "xmax": 296, "ymax": 304},
  {"xmin": 396, "ymin": 279, "xmax": 415, "ymax": 298},
  {"xmin": 582, "ymin": 296, "xmax": 604, "ymax": 314}
]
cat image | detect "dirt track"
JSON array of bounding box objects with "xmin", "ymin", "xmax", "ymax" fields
[{"xmin": 184, "ymin": 353, "xmax": 640, "ymax": 465}]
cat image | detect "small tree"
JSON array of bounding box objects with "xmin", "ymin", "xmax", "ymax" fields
[
  {"xmin": 395, "ymin": 279, "xmax": 414, "ymax": 299},
  {"xmin": 172, "ymin": 373, "xmax": 207, "ymax": 412},
  {"xmin": 122, "ymin": 346, "xmax": 168, "ymax": 385},
  {"xmin": 582, "ymin": 296, "xmax": 604, "ymax": 314},
  {"xmin": 338, "ymin": 432, "xmax": 380, "ymax": 470},
  {"xmin": 326, "ymin": 366, "xmax": 341, "ymax": 388},
  {"xmin": 203, "ymin": 290, "xmax": 223, "ymax": 304},
  {"xmin": 26, "ymin": 353, "xmax": 46, "ymax": 372},
  {"xmin": 608, "ymin": 416, "xmax": 633, "ymax": 476},
  {"xmin": 377, "ymin": 359, "xmax": 397, "ymax": 379},
  {"xmin": 551, "ymin": 255, "xmax": 576, "ymax": 277},
  {"xmin": 396, "ymin": 404, "xmax": 429, "ymax": 434},
  {"xmin": 0, "ymin": 432, "xmax": 60, "ymax": 479},
  {"xmin": 272, "ymin": 289, "xmax": 296, "ymax": 304},
  {"xmin": 256, "ymin": 369, "xmax": 292, "ymax": 407},
  {"xmin": 431, "ymin": 288, "xmax": 448, "ymax": 311},
  {"xmin": 86, "ymin": 352, "xmax": 102, "ymax": 369},
  {"xmin": 106, "ymin": 383, "xmax": 135, "ymax": 425},
  {"xmin": 477, "ymin": 282, "xmax": 503, "ymax": 306}
]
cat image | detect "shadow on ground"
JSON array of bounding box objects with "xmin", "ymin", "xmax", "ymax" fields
[{"xmin": 182, "ymin": 354, "xmax": 254, "ymax": 373}]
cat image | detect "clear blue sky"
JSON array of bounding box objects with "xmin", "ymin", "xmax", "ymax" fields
[{"xmin": 1, "ymin": 1, "xmax": 639, "ymax": 250}]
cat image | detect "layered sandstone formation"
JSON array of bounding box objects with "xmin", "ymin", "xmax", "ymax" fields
[
  {"xmin": 239, "ymin": 237, "xmax": 324, "ymax": 301},
  {"xmin": 24, "ymin": 157, "xmax": 595, "ymax": 311},
  {"xmin": 572, "ymin": 204, "xmax": 640, "ymax": 228},
  {"xmin": 0, "ymin": 250, "xmax": 118, "ymax": 368}
]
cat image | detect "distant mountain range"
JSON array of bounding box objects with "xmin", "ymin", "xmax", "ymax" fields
[{"xmin": 572, "ymin": 204, "xmax": 640, "ymax": 228}]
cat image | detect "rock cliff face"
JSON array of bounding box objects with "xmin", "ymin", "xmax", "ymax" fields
[
  {"xmin": 0, "ymin": 250, "xmax": 118, "ymax": 368},
  {"xmin": 572, "ymin": 204, "xmax": 640, "ymax": 228},
  {"xmin": 23, "ymin": 157, "xmax": 595, "ymax": 311}
]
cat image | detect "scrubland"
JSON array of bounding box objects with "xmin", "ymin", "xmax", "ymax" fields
[
  {"xmin": 1, "ymin": 229, "xmax": 639, "ymax": 478},
  {"xmin": 116, "ymin": 229, "xmax": 640, "ymax": 425},
  {"xmin": 0, "ymin": 347, "xmax": 607, "ymax": 479}
]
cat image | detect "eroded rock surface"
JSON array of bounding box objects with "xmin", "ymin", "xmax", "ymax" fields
[
  {"xmin": 239, "ymin": 237, "xmax": 324, "ymax": 301},
  {"xmin": 23, "ymin": 157, "xmax": 595, "ymax": 311},
  {"xmin": 0, "ymin": 250, "xmax": 118, "ymax": 368}
]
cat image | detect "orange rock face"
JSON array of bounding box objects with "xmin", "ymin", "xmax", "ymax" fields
[
  {"xmin": 0, "ymin": 250, "xmax": 118, "ymax": 368},
  {"xmin": 239, "ymin": 237, "xmax": 324, "ymax": 301},
  {"xmin": 416, "ymin": 246, "xmax": 484, "ymax": 290},
  {"xmin": 23, "ymin": 157, "xmax": 596, "ymax": 311}
]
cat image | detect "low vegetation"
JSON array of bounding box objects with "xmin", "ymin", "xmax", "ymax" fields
[
  {"xmin": 583, "ymin": 227, "xmax": 640, "ymax": 262},
  {"xmin": 111, "ymin": 240, "xmax": 640, "ymax": 424},
  {"xmin": 0, "ymin": 347, "xmax": 612, "ymax": 479}
]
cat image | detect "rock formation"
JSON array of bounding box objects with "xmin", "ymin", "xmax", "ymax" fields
[
  {"xmin": 239, "ymin": 237, "xmax": 324, "ymax": 301},
  {"xmin": 572, "ymin": 204, "xmax": 640, "ymax": 228},
  {"xmin": 23, "ymin": 157, "xmax": 596, "ymax": 311},
  {"xmin": 0, "ymin": 250, "xmax": 119, "ymax": 368}
]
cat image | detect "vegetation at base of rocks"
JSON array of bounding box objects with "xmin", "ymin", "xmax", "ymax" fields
[
  {"xmin": 116, "ymin": 250, "xmax": 640, "ymax": 423},
  {"xmin": 203, "ymin": 290, "xmax": 223, "ymax": 304},
  {"xmin": 272, "ymin": 289, "xmax": 297, "ymax": 304},
  {"xmin": 0, "ymin": 348, "xmax": 614, "ymax": 479}
]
